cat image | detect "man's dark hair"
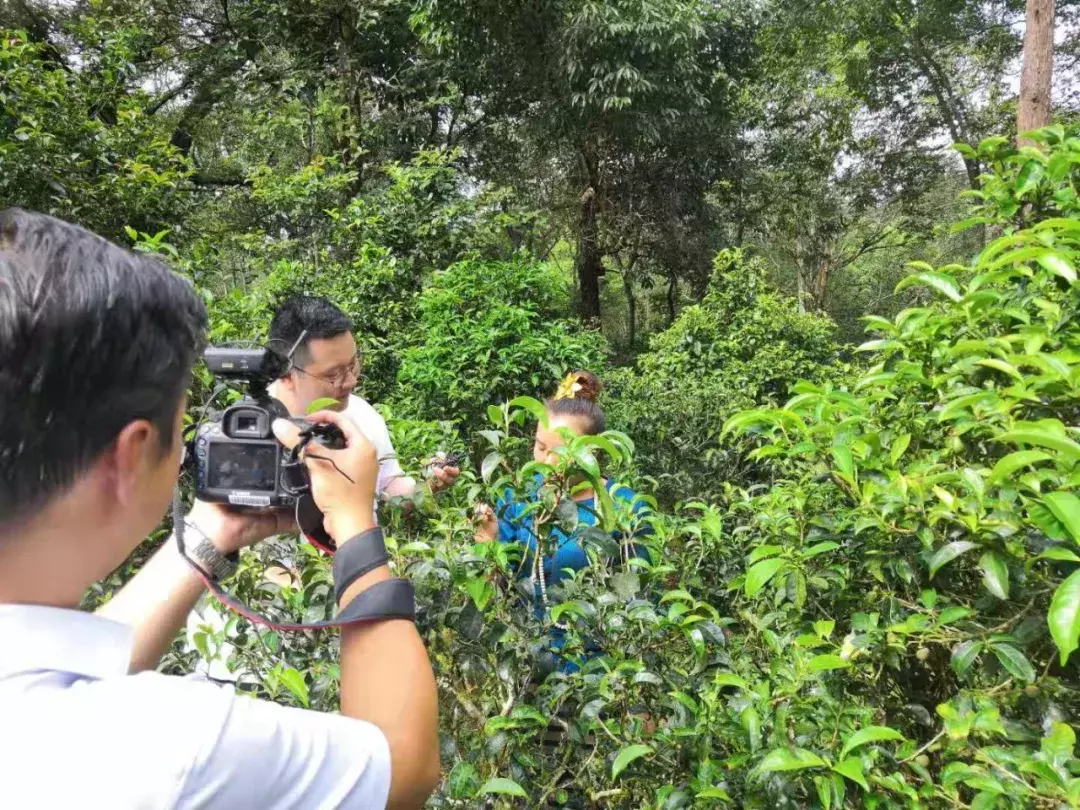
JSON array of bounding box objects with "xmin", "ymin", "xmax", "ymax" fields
[
  {"xmin": 268, "ymin": 295, "xmax": 354, "ymax": 368},
  {"xmin": 0, "ymin": 208, "xmax": 207, "ymax": 525}
]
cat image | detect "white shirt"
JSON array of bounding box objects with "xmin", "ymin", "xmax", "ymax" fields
[
  {"xmin": 341, "ymin": 394, "xmax": 409, "ymax": 496},
  {"xmin": 0, "ymin": 604, "xmax": 391, "ymax": 809}
]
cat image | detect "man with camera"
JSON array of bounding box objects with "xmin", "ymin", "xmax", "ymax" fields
[
  {"xmin": 185, "ymin": 294, "xmax": 461, "ymax": 683},
  {"xmin": 0, "ymin": 209, "xmax": 440, "ymax": 809},
  {"xmin": 265, "ymin": 294, "xmax": 461, "ymax": 501}
]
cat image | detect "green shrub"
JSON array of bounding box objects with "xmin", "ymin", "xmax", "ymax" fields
[
  {"xmin": 393, "ymin": 258, "xmax": 609, "ymax": 428},
  {"xmin": 0, "ymin": 27, "xmax": 191, "ymax": 240},
  {"xmin": 606, "ymin": 248, "xmax": 841, "ymax": 506},
  {"xmin": 719, "ymin": 126, "xmax": 1080, "ymax": 807}
]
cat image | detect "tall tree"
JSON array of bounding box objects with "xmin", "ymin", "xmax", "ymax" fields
[
  {"xmin": 1018, "ymin": 0, "xmax": 1055, "ymax": 136},
  {"xmin": 413, "ymin": 0, "xmax": 755, "ymax": 320}
]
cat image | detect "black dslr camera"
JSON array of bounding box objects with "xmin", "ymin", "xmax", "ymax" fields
[{"xmin": 192, "ymin": 347, "xmax": 343, "ymax": 509}]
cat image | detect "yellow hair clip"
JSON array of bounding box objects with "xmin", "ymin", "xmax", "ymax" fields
[{"xmin": 554, "ymin": 372, "xmax": 583, "ymax": 401}]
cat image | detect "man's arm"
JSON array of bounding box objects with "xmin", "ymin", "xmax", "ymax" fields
[
  {"xmin": 275, "ymin": 411, "xmax": 440, "ymax": 809},
  {"xmin": 96, "ymin": 503, "xmax": 292, "ymax": 673}
]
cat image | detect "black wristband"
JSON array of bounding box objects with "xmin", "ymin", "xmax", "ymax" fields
[
  {"xmin": 336, "ymin": 578, "xmax": 416, "ymax": 624},
  {"xmin": 332, "ymin": 527, "xmax": 390, "ymax": 604}
]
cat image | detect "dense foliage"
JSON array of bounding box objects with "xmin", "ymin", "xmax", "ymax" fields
[
  {"xmin": 606, "ymin": 249, "xmax": 840, "ymax": 506},
  {"xmin": 6, "ymin": 0, "xmax": 1080, "ymax": 806},
  {"xmin": 171, "ymin": 131, "xmax": 1080, "ymax": 808}
]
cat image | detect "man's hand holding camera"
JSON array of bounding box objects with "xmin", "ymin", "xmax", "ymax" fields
[
  {"xmin": 187, "ymin": 500, "xmax": 297, "ymax": 555},
  {"xmin": 271, "ymin": 410, "xmax": 379, "ymax": 543}
]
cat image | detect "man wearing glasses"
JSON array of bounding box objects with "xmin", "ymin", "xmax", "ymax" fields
[
  {"xmin": 265, "ymin": 295, "xmax": 460, "ymax": 500},
  {"xmin": 186, "ymin": 295, "xmax": 458, "ymax": 684}
]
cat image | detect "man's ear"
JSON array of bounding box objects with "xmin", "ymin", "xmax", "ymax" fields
[
  {"xmin": 279, "ymin": 369, "xmax": 299, "ymax": 392},
  {"xmin": 107, "ymin": 420, "xmax": 157, "ymax": 507}
]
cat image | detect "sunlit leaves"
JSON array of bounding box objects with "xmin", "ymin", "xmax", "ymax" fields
[
  {"xmin": 612, "ymin": 745, "xmax": 653, "ymax": 780},
  {"xmin": 758, "ymin": 748, "xmax": 827, "ymax": 773},
  {"xmin": 1049, "ymin": 570, "xmax": 1080, "ymax": 665},
  {"xmin": 745, "ymin": 558, "xmax": 786, "ymax": 597},
  {"xmin": 840, "ymin": 726, "xmax": 904, "ymax": 760}
]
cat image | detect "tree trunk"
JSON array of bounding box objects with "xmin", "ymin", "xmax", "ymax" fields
[
  {"xmin": 1018, "ymin": 0, "xmax": 1055, "ymax": 140},
  {"xmin": 575, "ymin": 145, "xmax": 603, "ymax": 321},
  {"xmin": 576, "ymin": 185, "xmax": 603, "ymax": 321},
  {"xmin": 666, "ymin": 273, "xmax": 678, "ymax": 325},
  {"xmin": 625, "ymin": 274, "xmax": 637, "ymax": 351}
]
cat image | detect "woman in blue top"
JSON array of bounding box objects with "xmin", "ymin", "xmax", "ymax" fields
[{"xmin": 475, "ymin": 370, "xmax": 651, "ymax": 673}]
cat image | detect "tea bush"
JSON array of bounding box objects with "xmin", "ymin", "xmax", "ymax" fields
[
  {"xmin": 392, "ymin": 258, "xmax": 609, "ymax": 429},
  {"xmin": 606, "ymin": 249, "xmax": 841, "ymax": 507}
]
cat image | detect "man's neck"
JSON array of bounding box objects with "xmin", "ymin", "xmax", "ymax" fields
[
  {"xmin": 0, "ymin": 508, "xmax": 107, "ymax": 607},
  {"xmin": 267, "ymin": 380, "xmax": 302, "ymax": 418}
]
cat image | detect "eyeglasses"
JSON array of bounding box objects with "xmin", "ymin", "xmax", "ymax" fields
[{"xmin": 295, "ymin": 355, "xmax": 363, "ymax": 388}]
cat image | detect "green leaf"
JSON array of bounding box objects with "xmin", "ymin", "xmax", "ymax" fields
[
  {"xmin": 508, "ymin": 395, "xmax": 548, "ymax": 428},
  {"xmin": 745, "ymin": 558, "xmax": 785, "ymax": 598},
  {"xmin": 891, "ymin": 434, "xmax": 911, "ymax": 465},
  {"xmin": 305, "ymin": 397, "xmax": 341, "ymax": 414},
  {"xmin": 815, "ymin": 775, "xmax": 832, "ymax": 810},
  {"xmin": 992, "ymin": 643, "xmax": 1036, "ymax": 683},
  {"xmin": 1043, "ymin": 492, "xmax": 1080, "ymax": 543},
  {"xmin": 1039, "ymin": 547, "xmax": 1080, "ymax": 563},
  {"xmin": 801, "ymin": 541, "xmax": 840, "ymax": 559},
  {"xmin": 279, "ymin": 667, "xmax": 309, "ymax": 708},
  {"xmin": 929, "ymin": 541, "xmax": 981, "ymax": 578},
  {"xmin": 758, "ymin": 748, "xmax": 827, "ymax": 773},
  {"xmin": 996, "ymin": 430, "xmax": 1080, "ymax": 462},
  {"xmin": 697, "ymin": 787, "xmax": 733, "ymax": 801},
  {"xmin": 741, "ymin": 706, "xmax": 762, "ymax": 753},
  {"xmin": 123, "ymin": 225, "xmax": 139, "ymax": 241},
  {"xmin": 715, "ymin": 672, "xmax": 749, "ymax": 691},
  {"xmin": 952, "ymin": 640, "xmax": 983, "ymax": 676},
  {"xmin": 1016, "ymin": 159, "xmax": 1044, "ymax": 196},
  {"xmin": 809, "ymin": 654, "xmax": 851, "ymax": 672},
  {"xmin": 977, "ymin": 358, "xmax": 1022, "ymax": 379},
  {"xmin": 895, "ymin": 270, "xmax": 962, "ymax": 302},
  {"xmin": 569, "ymin": 445, "xmax": 600, "ymax": 478},
  {"xmin": 814, "ymin": 619, "xmax": 836, "ymax": 639},
  {"xmin": 748, "ymin": 544, "xmax": 784, "ymax": 564},
  {"xmin": 988, "ymin": 450, "xmax": 1051, "ymax": 485},
  {"xmin": 1049, "ymin": 569, "xmax": 1080, "ymax": 665},
  {"xmin": 1037, "ymin": 253, "xmax": 1077, "ymax": 283},
  {"xmin": 840, "ymin": 726, "xmax": 905, "ymax": 760},
  {"xmin": 832, "ymin": 446, "xmax": 854, "ymax": 477},
  {"xmin": 611, "ymin": 744, "xmax": 653, "ymax": 779},
  {"xmin": 979, "ymin": 551, "xmax": 1010, "ymax": 600},
  {"xmin": 832, "ymin": 757, "xmax": 870, "ymax": 791},
  {"xmin": 479, "ymin": 777, "xmax": 528, "ymax": 798},
  {"xmin": 465, "ymin": 577, "xmax": 494, "ymax": 611},
  {"xmin": 481, "ymin": 451, "xmax": 503, "ymax": 483},
  {"xmin": 1042, "ymin": 722, "xmax": 1076, "ymax": 769}
]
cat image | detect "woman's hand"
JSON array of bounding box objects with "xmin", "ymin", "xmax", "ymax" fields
[
  {"xmin": 473, "ymin": 503, "xmax": 498, "ymax": 543},
  {"xmin": 426, "ymin": 453, "xmax": 461, "ymax": 493}
]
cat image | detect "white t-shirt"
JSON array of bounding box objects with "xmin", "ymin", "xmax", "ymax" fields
[
  {"xmin": 341, "ymin": 394, "xmax": 410, "ymax": 496},
  {"xmin": 0, "ymin": 604, "xmax": 391, "ymax": 809},
  {"xmin": 185, "ymin": 395, "xmax": 411, "ymax": 682}
]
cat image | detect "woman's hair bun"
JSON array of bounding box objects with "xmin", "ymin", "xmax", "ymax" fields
[{"xmin": 554, "ymin": 370, "xmax": 603, "ymax": 403}]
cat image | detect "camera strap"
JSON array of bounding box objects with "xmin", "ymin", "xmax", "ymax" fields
[{"xmin": 174, "ymin": 494, "xmax": 416, "ymax": 633}]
